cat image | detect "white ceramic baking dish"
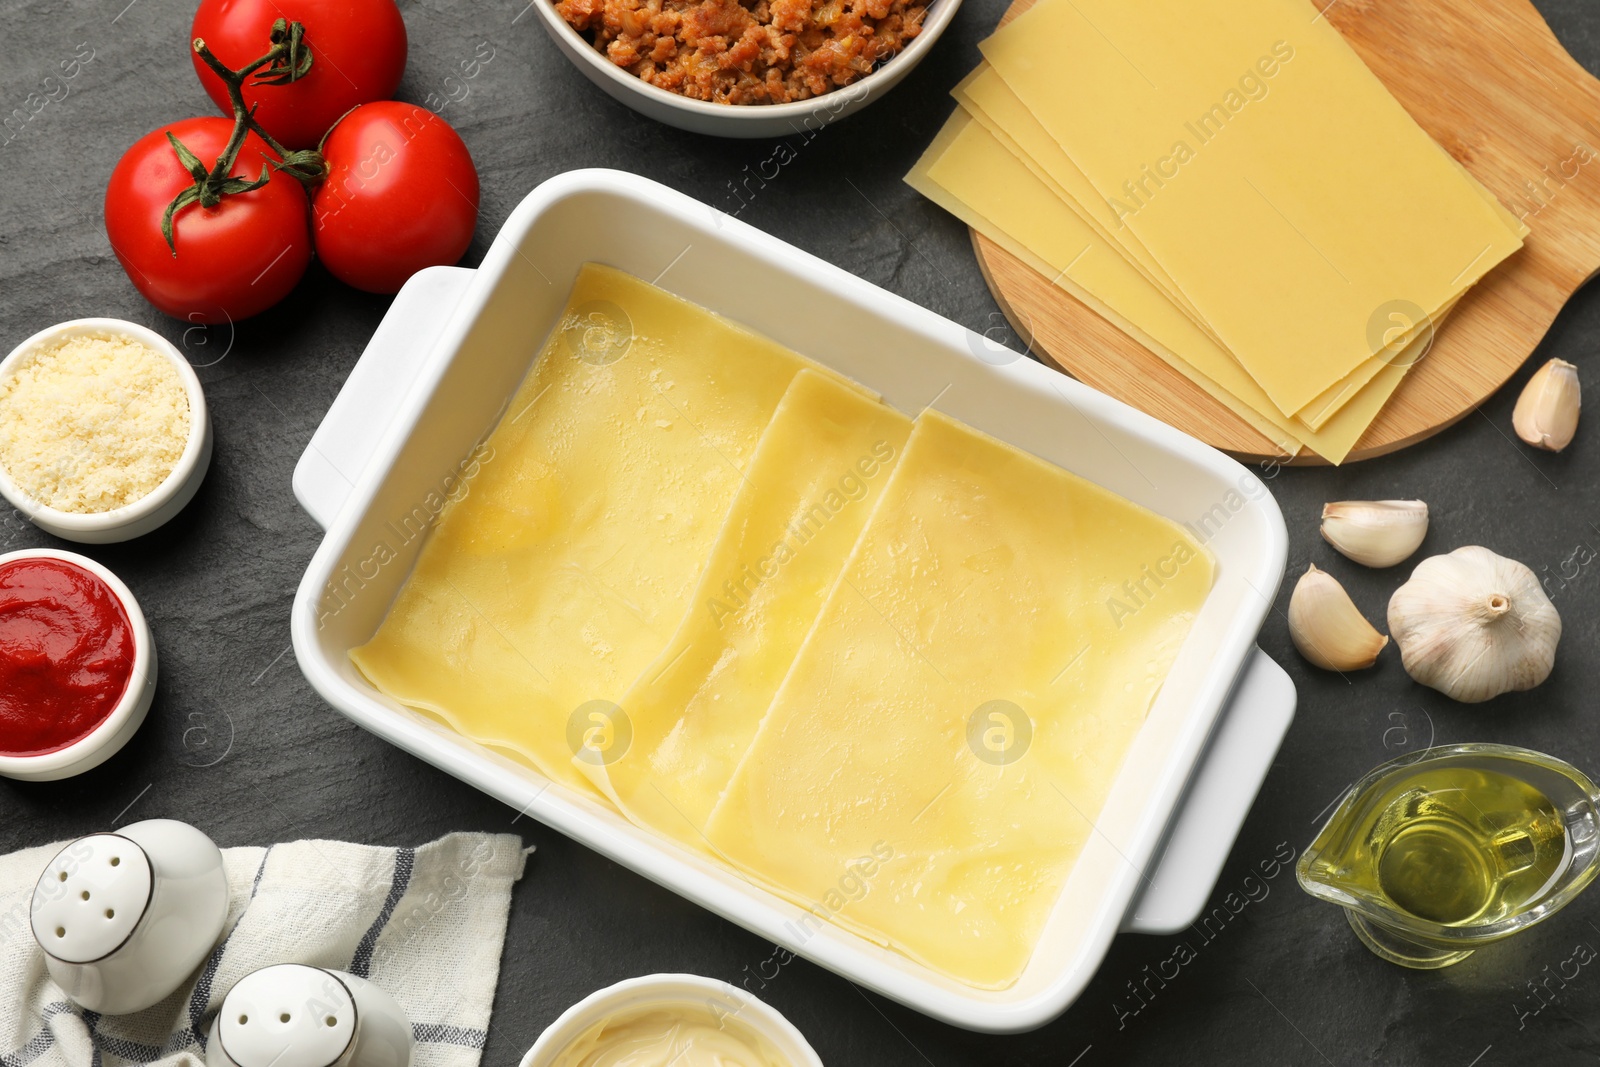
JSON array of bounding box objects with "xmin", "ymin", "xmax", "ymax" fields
[{"xmin": 290, "ymin": 169, "xmax": 1294, "ymax": 1033}]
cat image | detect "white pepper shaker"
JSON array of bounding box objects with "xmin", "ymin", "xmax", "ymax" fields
[
  {"xmin": 30, "ymin": 818, "xmax": 229, "ymax": 1014},
  {"xmin": 207, "ymin": 964, "xmax": 413, "ymax": 1067}
]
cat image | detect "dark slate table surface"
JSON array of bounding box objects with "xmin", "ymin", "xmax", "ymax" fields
[{"xmin": 4, "ymin": 0, "xmax": 1600, "ymax": 1063}]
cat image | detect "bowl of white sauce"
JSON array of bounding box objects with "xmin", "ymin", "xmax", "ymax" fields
[{"xmin": 521, "ymin": 973, "xmax": 823, "ymax": 1067}]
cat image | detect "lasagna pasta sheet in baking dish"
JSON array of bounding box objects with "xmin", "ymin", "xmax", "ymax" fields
[
  {"xmin": 580, "ymin": 368, "xmax": 913, "ymax": 848},
  {"xmin": 706, "ymin": 411, "xmax": 1213, "ymax": 988},
  {"xmin": 349, "ymin": 264, "xmax": 853, "ymax": 795}
]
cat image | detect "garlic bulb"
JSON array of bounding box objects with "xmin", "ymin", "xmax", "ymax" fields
[
  {"xmin": 1320, "ymin": 500, "xmax": 1428, "ymax": 568},
  {"xmin": 1512, "ymin": 358, "xmax": 1580, "ymax": 452},
  {"xmin": 1288, "ymin": 564, "xmax": 1387, "ymax": 671},
  {"xmin": 1387, "ymin": 546, "xmax": 1560, "ymax": 703}
]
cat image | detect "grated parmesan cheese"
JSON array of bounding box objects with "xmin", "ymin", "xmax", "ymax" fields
[{"xmin": 0, "ymin": 332, "xmax": 191, "ymax": 514}]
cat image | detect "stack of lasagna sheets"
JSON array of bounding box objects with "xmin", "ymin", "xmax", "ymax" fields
[{"xmin": 907, "ymin": 0, "xmax": 1527, "ymax": 463}]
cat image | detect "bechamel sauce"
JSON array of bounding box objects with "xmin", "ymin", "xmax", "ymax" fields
[{"xmin": 548, "ymin": 1006, "xmax": 790, "ymax": 1067}]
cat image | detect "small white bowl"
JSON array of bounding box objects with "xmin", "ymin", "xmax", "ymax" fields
[
  {"xmin": 521, "ymin": 974, "xmax": 823, "ymax": 1067},
  {"xmin": 0, "ymin": 317, "xmax": 212, "ymax": 544},
  {"xmin": 532, "ymin": 0, "xmax": 963, "ymax": 138},
  {"xmin": 0, "ymin": 548, "xmax": 157, "ymax": 781}
]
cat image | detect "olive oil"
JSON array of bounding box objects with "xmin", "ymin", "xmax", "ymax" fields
[
  {"xmin": 1324, "ymin": 765, "xmax": 1568, "ymax": 927},
  {"xmin": 1301, "ymin": 744, "xmax": 1600, "ymax": 968}
]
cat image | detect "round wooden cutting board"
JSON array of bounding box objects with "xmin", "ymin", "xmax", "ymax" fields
[{"xmin": 973, "ymin": 0, "xmax": 1600, "ymax": 463}]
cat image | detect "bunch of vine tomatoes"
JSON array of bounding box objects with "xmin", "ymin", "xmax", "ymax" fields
[{"xmin": 105, "ymin": 0, "xmax": 481, "ymax": 323}]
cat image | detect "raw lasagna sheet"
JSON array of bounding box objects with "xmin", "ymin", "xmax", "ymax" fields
[
  {"xmin": 350, "ymin": 264, "xmax": 853, "ymax": 795},
  {"xmin": 581, "ymin": 369, "xmax": 913, "ymax": 845},
  {"xmin": 955, "ymin": 60, "xmax": 1459, "ymax": 426},
  {"xmin": 954, "ymin": 65, "xmax": 1212, "ymax": 334},
  {"xmin": 907, "ymin": 111, "xmax": 1429, "ymax": 463},
  {"xmin": 706, "ymin": 411, "xmax": 1214, "ymax": 988},
  {"xmin": 980, "ymin": 0, "xmax": 1523, "ymax": 415}
]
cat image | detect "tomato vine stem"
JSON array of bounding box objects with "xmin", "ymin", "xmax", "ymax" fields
[{"xmin": 160, "ymin": 18, "xmax": 327, "ymax": 254}]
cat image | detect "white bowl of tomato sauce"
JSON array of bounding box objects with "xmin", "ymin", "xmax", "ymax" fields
[
  {"xmin": 0, "ymin": 549, "xmax": 156, "ymax": 781},
  {"xmin": 532, "ymin": 0, "xmax": 963, "ymax": 138}
]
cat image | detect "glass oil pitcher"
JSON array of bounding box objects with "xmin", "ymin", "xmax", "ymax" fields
[{"xmin": 1298, "ymin": 743, "xmax": 1600, "ymax": 968}]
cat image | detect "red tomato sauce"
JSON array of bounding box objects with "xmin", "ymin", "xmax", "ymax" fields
[{"xmin": 0, "ymin": 557, "xmax": 136, "ymax": 756}]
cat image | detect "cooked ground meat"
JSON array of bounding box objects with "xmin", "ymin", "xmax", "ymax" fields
[{"xmin": 555, "ymin": 0, "xmax": 928, "ymax": 105}]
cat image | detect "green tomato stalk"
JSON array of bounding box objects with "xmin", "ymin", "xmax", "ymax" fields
[{"xmin": 161, "ymin": 19, "xmax": 327, "ymax": 253}]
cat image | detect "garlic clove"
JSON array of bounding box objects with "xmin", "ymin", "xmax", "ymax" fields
[
  {"xmin": 1288, "ymin": 564, "xmax": 1388, "ymax": 671},
  {"xmin": 1320, "ymin": 500, "xmax": 1429, "ymax": 568},
  {"xmin": 1388, "ymin": 545, "xmax": 1561, "ymax": 703},
  {"xmin": 1512, "ymin": 358, "xmax": 1580, "ymax": 452}
]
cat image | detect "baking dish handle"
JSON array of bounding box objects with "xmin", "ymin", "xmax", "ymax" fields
[
  {"xmin": 1120, "ymin": 647, "xmax": 1296, "ymax": 934},
  {"xmin": 293, "ymin": 265, "xmax": 476, "ymax": 531}
]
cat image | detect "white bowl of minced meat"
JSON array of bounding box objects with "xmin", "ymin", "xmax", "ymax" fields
[{"xmin": 535, "ymin": 0, "xmax": 963, "ymax": 137}]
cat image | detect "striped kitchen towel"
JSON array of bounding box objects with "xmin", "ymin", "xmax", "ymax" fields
[{"xmin": 0, "ymin": 832, "xmax": 528, "ymax": 1067}]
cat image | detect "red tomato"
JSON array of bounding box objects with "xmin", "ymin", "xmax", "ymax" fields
[
  {"xmin": 105, "ymin": 117, "xmax": 312, "ymax": 323},
  {"xmin": 190, "ymin": 0, "xmax": 407, "ymax": 150},
  {"xmin": 312, "ymin": 102, "xmax": 479, "ymax": 294}
]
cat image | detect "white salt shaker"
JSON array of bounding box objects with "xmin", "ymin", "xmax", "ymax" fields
[
  {"xmin": 31, "ymin": 818, "xmax": 229, "ymax": 1014},
  {"xmin": 207, "ymin": 964, "xmax": 413, "ymax": 1067}
]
